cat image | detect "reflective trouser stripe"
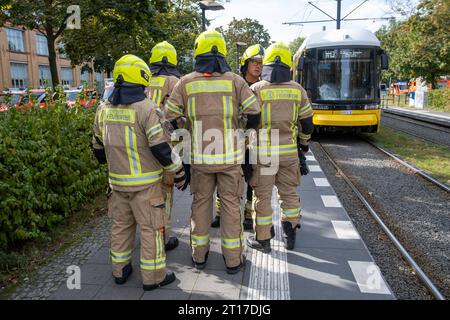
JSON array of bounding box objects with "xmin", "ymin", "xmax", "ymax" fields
[
  {"xmin": 222, "ymin": 236, "xmax": 244, "ymax": 249},
  {"xmin": 256, "ymin": 215, "xmax": 273, "ymax": 226},
  {"xmin": 110, "ymin": 249, "xmax": 132, "ymax": 263},
  {"xmin": 192, "ymin": 235, "xmax": 209, "ymax": 246},
  {"xmin": 140, "ymin": 257, "xmax": 166, "ymax": 270},
  {"xmin": 283, "ymin": 208, "xmax": 301, "ymax": 218}
]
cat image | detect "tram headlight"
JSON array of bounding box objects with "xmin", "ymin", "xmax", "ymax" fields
[{"xmin": 364, "ymin": 105, "xmax": 380, "ymax": 110}]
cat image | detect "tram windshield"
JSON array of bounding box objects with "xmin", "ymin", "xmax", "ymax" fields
[{"xmin": 306, "ymin": 48, "xmax": 376, "ymax": 103}]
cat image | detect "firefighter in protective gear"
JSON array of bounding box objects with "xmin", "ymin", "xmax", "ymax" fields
[
  {"xmin": 164, "ymin": 29, "xmax": 261, "ymax": 274},
  {"xmin": 212, "ymin": 44, "xmax": 264, "ymax": 231},
  {"xmin": 147, "ymin": 41, "xmax": 183, "ymax": 252},
  {"xmin": 92, "ymin": 54, "xmax": 188, "ymax": 291},
  {"xmin": 247, "ymin": 42, "xmax": 314, "ymax": 253}
]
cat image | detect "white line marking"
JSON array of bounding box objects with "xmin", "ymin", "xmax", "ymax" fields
[
  {"xmin": 247, "ymin": 188, "xmax": 290, "ymax": 300},
  {"xmin": 313, "ymin": 178, "xmax": 330, "ymax": 187},
  {"xmin": 306, "ymin": 155, "xmax": 316, "ymax": 162},
  {"xmin": 348, "ymin": 261, "xmax": 391, "ymax": 295},
  {"xmin": 321, "ymin": 195, "xmax": 343, "ymax": 208},
  {"xmin": 331, "ymin": 221, "xmax": 361, "ymax": 239},
  {"xmin": 309, "ymin": 165, "xmax": 322, "ymax": 172}
]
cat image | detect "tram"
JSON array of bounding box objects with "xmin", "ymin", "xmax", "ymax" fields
[{"xmin": 293, "ymin": 28, "xmax": 389, "ymax": 133}]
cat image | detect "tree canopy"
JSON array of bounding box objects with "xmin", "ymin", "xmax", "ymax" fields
[
  {"xmin": 219, "ymin": 18, "xmax": 271, "ymax": 73},
  {"xmin": 377, "ymin": 0, "xmax": 450, "ymax": 86}
]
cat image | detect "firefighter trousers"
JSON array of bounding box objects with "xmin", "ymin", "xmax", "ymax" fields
[
  {"xmin": 190, "ymin": 165, "xmax": 245, "ymax": 268},
  {"xmin": 250, "ymin": 159, "xmax": 302, "ymax": 240},
  {"xmin": 108, "ymin": 183, "xmax": 167, "ymax": 285}
]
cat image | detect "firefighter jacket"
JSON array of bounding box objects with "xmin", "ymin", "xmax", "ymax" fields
[
  {"xmin": 250, "ymin": 80, "xmax": 313, "ymax": 161},
  {"xmin": 147, "ymin": 74, "xmax": 179, "ymax": 108},
  {"xmin": 164, "ymin": 71, "xmax": 261, "ymax": 166},
  {"xmin": 92, "ymin": 98, "xmax": 182, "ymax": 192}
]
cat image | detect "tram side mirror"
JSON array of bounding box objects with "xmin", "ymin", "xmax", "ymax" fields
[{"xmin": 381, "ymin": 52, "xmax": 389, "ymax": 70}]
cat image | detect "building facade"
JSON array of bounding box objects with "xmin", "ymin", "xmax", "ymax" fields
[{"xmin": 0, "ymin": 24, "xmax": 106, "ymax": 91}]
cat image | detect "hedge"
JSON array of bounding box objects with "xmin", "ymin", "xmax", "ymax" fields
[
  {"xmin": 428, "ymin": 87, "xmax": 450, "ymax": 112},
  {"xmin": 0, "ymin": 105, "xmax": 107, "ymax": 250}
]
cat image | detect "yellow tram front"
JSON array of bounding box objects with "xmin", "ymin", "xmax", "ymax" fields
[{"xmin": 293, "ymin": 28, "xmax": 389, "ymax": 133}]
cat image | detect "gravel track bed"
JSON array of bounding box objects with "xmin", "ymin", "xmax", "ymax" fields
[
  {"xmin": 311, "ymin": 136, "xmax": 450, "ymax": 299},
  {"xmin": 381, "ymin": 113, "xmax": 450, "ymax": 147},
  {"xmin": 7, "ymin": 215, "xmax": 111, "ymax": 300}
]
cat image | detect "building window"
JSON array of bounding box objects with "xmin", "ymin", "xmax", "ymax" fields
[
  {"xmin": 10, "ymin": 62, "xmax": 28, "ymax": 88},
  {"xmin": 36, "ymin": 33, "xmax": 49, "ymax": 56},
  {"xmin": 39, "ymin": 65, "xmax": 52, "ymax": 87},
  {"xmin": 6, "ymin": 28, "xmax": 25, "ymax": 52},
  {"xmin": 80, "ymin": 70, "xmax": 90, "ymax": 86},
  {"xmin": 61, "ymin": 67, "xmax": 73, "ymax": 86}
]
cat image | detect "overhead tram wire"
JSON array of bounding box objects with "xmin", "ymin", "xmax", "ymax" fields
[{"xmin": 282, "ymin": 0, "xmax": 395, "ymax": 29}]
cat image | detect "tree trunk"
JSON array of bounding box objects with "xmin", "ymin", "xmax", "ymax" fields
[{"xmin": 45, "ymin": 28, "xmax": 59, "ymax": 89}]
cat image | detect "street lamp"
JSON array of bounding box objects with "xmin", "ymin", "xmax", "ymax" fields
[
  {"xmin": 235, "ymin": 42, "xmax": 247, "ymax": 74},
  {"xmin": 199, "ymin": 1, "xmax": 225, "ymax": 31}
]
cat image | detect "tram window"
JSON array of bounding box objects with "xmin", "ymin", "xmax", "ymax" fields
[{"xmin": 316, "ymin": 48, "xmax": 375, "ymax": 101}]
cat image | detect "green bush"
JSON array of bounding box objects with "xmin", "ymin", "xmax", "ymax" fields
[
  {"xmin": 428, "ymin": 88, "xmax": 450, "ymax": 112},
  {"xmin": 0, "ymin": 105, "xmax": 107, "ymax": 250}
]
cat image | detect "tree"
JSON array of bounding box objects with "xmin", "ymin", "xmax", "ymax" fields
[
  {"xmin": 219, "ymin": 18, "xmax": 271, "ymax": 73},
  {"xmin": 60, "ymin": 0, "xmax": 201, "ymax": 76},
  {"xmin": 377, "ymin": 0, "xmax": 450, "ymax": 86},
  {"xmin": 289, "ymin": 36, "xmax": 305, "ymax": 56}
]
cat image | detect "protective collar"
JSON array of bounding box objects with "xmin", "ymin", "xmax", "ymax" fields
[
  {"xmin": 261, "ymin": 63, "xmax": 291, "ymax": 84},
  {"xmin": 149, "ymin": 62, "xmax": 181, "ymax": 78},
  {"xmin": 108, "ymin": 82, "xmax": 147, "ymax": 105},
  {"xmin": 194, "ymin": 53, "xmax": 231, "ymax": 74}
]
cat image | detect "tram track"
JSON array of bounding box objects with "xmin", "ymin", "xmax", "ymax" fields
[{"xmin": 311, "ymin": 136, "xmax": 449, "ymax": 300}]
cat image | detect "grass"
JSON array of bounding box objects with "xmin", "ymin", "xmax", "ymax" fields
[
  {"xmin": 0, "ymin": 193, "xmax": 107, "ymax": 300},
  {"xmin": 365, "ymin": 126, "xmax": 450, "ymax": 186}
]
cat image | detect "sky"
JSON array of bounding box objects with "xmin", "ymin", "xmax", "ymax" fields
[{"xmin": 206, "ymin": 0, "xmax": 414, "ymax": 45}]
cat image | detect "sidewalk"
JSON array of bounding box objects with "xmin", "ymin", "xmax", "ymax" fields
[{"xmin": 10, "ymin": 151, "xmax": 395, "ymax": 300}]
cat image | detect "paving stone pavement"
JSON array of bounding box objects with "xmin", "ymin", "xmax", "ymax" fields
[{"xmin": 9, "ymin": 186, "xmax": 249, "ymax": 300}]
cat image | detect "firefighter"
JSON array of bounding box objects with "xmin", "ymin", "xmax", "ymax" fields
[
  {"xmin": 247, "ymin": 42, "xmax": 313, "ymax": 253},
  {"xmin": 92, "ymin": 54, "xmax": 188, "ymax": 290},
  {"xmin": 212, "ymin": 44, "xmax": 265, "ymax": 231},
  {"xmin": 164, "ymin": 29, "xmax": 261, "ymax": 274},
  {"xmin": 147, "ymin": 41, "xmax": 183, "ymax": 251}
]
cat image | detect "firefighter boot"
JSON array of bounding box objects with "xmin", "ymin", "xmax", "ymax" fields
[
  {"xmin": 282, "ymin": 221, "xmax": 300, "ymax": 250},
  {"xmin": 165, "ymin": 236, "xmax": 179, "ymax": 251},
  {"xmin": 225, "ymin": 255, "xmax": 246, "ymax": 275},
  {"xmin": 246, "ymin": 226, "xmax": 274, "ymax": 254},
  {"xmin": 192, "ymin": 251, "xmax": 209, "ymax": 270},
  {"xmin": 142, "ymin": 271, "xmax": 176, "ymax": 291},
  {"xmin": 114, "ymin": 262, "xmax": 133, "ymax": 285}
]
